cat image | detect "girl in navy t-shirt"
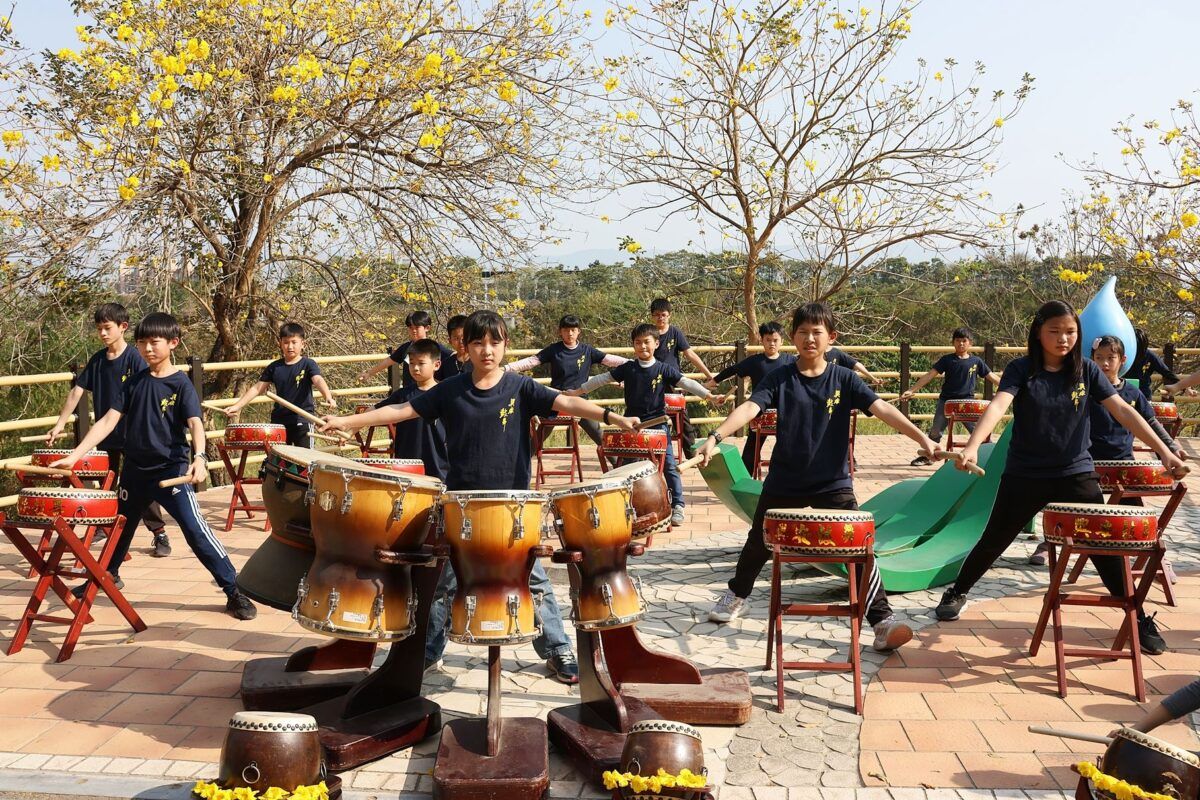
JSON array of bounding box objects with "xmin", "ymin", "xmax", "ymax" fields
[{"xmin": 934, "ymin": 302, "xmax": 1186, "ymax": 655}]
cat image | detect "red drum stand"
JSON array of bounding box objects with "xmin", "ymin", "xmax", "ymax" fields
[
  {"xmin": 531, "ymin": 415, "xmax": 585, "ymax": 487},
  {"xmin": 218, "ymin": 441, "xmax": 269, "ymax": 532}
]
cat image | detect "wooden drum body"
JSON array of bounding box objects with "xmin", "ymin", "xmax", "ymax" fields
[
  {"xmin": 354, "ymin": 458, "xmax": 425, "ymax": 475},
  {"xmin": 619, "ymin": 720, "xmax": 707, "ymax": 798},
  {"xmin": 225, "ymin": 423, "xmax": 288, "ymax": 450},
  {"xmin": 550, "ymin": 476, "xmax": 644, "ymax": 631},
  {"xmin": 30, "ymin": 449, "xmax": 110, "ymax": 480},
  {"xmin": 16, "ymin": 488, "xmax": 118, "ymax": 526},
  {"xmin": 1090, "ymin": 727, "xmax": 1200, "ymax": 800},
  {"xmin": 1151, "ymin": 401, "xmax": 1178, "ymax": 421},
  {"xmin": 260, "ymin": 445, "xmax": 358, "ymax": 533},
  {"xmin": 762, "ymin": 509, "xmax": 875, "ymax": 556},
  {"xmin": 605, "ymin": 460, "xmax": 671, "ymax": 538},
  {"xmin": 441, "ymin": 490, "xmax": 547, "ymax": 646},
  {"xmin": 218, "ymin": 711, "xmax": 323, "ymax": 792},
  {"xmin": 295, "ymin": 463, "xmax": 444, "ymax": 640},
  {"xmin": 944, "ymin": 398, "xmax": 990, "ymax": 422},
  {"xmin": 1041, "ymin": 503, "xmax": 1158, "ymax": 550},
  {"xmin": 603, "ymin": 429, "xmax": 669, "ymax": 460},
  {"xmin": 749, "ymin": 408, "xmax": 778, "ymax": 435},
  {"xmin": 1093, "ymin": 460, "xmax": 1176, "ymax": 493}
]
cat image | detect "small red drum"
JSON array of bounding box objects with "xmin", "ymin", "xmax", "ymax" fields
[
  {"xmin": 1094, "ymin": 460, "xmax": 1176, "ymax": 492},
  {"xmin": 944, "ymin": 398, "xmax": 990, "ymax": 422},
  {"xmin": 1152, "ymin": 401, "xmax": 1178, "ymax": 420},
  {"xmin": 355, "ymin": 403, "xmax": 373, "ymax": 415},
  {"xmin": 1041, "ymin": 503, "xmax": 1158, "ymax": 549},
  {"xmin": 749, "ymin": 408, "xmax": 778, "ymax": 434},
  {"xmin": 603, "ymin": 429, "xmax": 669, "ymax": 460},
  {"xmin": 665, "ymin": 393, "xmax": 686, "ymax": 412},
  {"xmin": 17, "ymin": 487, "xmax": 119, "ymax": 526},
  {"xmin": 762, "ymin": 509, "xmax": 875, "ymax": 556},
  {"xmin": 354, "ymin": 458, "xmax": 425, "ymax": 475},
  {"xmin": 30, "ymin": 449, "xmax": 110, "ymax": 479},
  {"xmin": 225, "ymin": 423, "xmax": 287, "ymax": 450}
]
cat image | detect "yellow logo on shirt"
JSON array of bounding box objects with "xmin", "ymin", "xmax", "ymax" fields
[
  {"xmin": 160, "ymin": 393, "xmax": 177, "ymax": 415},
  {"xmin": 826, "ymin": 389, "xmax": 841, "ymax": 416},
  {"xmin": 1072, "ymin": 382, "xmax": 1087, "ymax": 410},
  {"xmin": 666, "ymin": 338, "xmax": 676, "ymax": 353},
  {"xmin": 498, "ymin": 397, "xmax": 517, "ymax": 430},
  {"xmin": 967, "ymin": 364, "xmax": 977, "ymax": 380},
  {"xmin": 576, "ymin": 353, "xmax": 587, "ymax": 370},
  {"xmin": 295, "ymin": 368, "xmax": 306, "ymax": 386},
  {"xmin": 651, "ymin": 373, "xmax": 662, "ymax": 392}
]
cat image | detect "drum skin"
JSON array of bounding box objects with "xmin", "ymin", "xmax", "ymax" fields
[
  {"xmin": 1094, "ymin": 727, "xmax": 1200, "ymax": 800},
  {"xmin": 30, "ymin": 449, "xmax": 109, "ymax": 479},
  {"xmin": 749, "ymin": 409, "xmax": 778, "ymax": 434},
  {"xmin": 1151, "ymin": 401, "xmax": 1178, "ymax": 420},
  {"xmin": 665, "ymin": 394, "xmax": 686, "ymax": 412},
  {"xmin": 1041, "ymin": 503, "xmax": 1158, "ymax": 549},
  {"xmin": 762, "ymin": 510, "xmax": 875, "ymax": 556},
  {"xmin": 550, "ymin": 478, "xmax": 643, "ymax": 631},
  {"xmin": 354, "ymin": 458, "xmax": 425, "ymax": 475},
  {"xmin": 296, "ymin": 463, "xmax": 443, "ymax": 640},
  {"xmin": 218, "ymin": 712, "xmax": 322, "ymax": 791},
  {"xmin": 1093, "ymin": 460, "xmax": 1176, "ymax": 493},
  {"xmin": 619, "ymin": 720, "xmax": 706, "ymax": 795},
  {"xmin": 441, "ymin": 490, "xmax": 546, "ymax": 645},
  {"xmin": 605, "ymin": 460, "xmax": 671, "ymax": 537},
  {"xmin": 603, "ymin": 429, "xmax": 669, "ymax": 459},
  {"xmin": 944, "ymin": 399, "xmax": 990, "ymax": 421},
  {"xmin": 16, "ymin": 488, "xmax": 119, "ymax": 526},
  {"xmin": 225, "ymin": 423, "xmax": 287, "ymax": 449}
]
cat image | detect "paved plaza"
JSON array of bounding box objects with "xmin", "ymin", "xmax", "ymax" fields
[{"xmin": 0, "ymin": 434, "xmax": 1197, "ymax": 799}]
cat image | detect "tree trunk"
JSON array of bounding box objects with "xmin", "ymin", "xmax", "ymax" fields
[{"xmin": 743, "ymin": 247, "xmax": 761, "ymax": 344}]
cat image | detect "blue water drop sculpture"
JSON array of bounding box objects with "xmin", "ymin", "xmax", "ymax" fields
[{"xmin": 1079, "ymin": 276, "xmax": 1137, "ymax": 376}]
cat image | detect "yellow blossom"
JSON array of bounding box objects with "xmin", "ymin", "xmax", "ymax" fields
[
  {"xmin": 832, "ymin": 15, "xmax": 848, "ymax": 29},
  {"xmin": 994, "ymin": 117, "xmax": 1004, "ymax": 128},
  {"xmin": 1181, "ymin": 211, "xmax": 1199, "ymax": 228},
  {"xmin": 2, "ymin": 130, "xmax": 24, "ymax": 148},
  {"xmin": 231, "ymin": 788, "xmax": 257, "ymax": 800},
  {"xmin": 263, "ymin": 174, "xmax": 273, "ymax": 183},
  {"xmin": 1133, "ymin": 250, "xmax": 1154, "ymax": 266},
  {"xmin": 604, "ymin": 9, "xmax": 616, "ymax": 27},
  {"xmin": 805, "ymin": 158, "xmax": 817, "ymax": 171},
  {"xmin": 42, "ymin": 154, "xmax": 62, "ymax": 170},
  {"xmin": 603, "ymin": 76, "xmax": 618, "ymax": 92},
  {"xmin": 933, "ymin": 71, "xmax": 943, "ymax": 81},
  {"xmin": 271, "ymin": 85, "xmax": 299, "ymax": 103},
  {"xmin": 497, "ymin": 81, "xmax": 519, "ymax": 102},
  {"xmin": 1179, "ymin": 288, "xmax": 1195, "ymax": 303}
]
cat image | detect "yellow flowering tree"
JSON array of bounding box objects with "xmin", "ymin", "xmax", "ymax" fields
[
  {"xmin": 596, "ymin": 0, "xmax": 1032, "ymax": 340},
  {"xmin": 0, "ymin": 0, "xmax": 589, "ymax": 377}
]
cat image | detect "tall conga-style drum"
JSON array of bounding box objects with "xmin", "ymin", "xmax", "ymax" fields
[
  {"xmin": 225, "ymin": 423, "xmax": 288, "ymax": 450},
  {"xmin": 762, "ymin": 509, "xmax": 875, "ymax": 555},
  {"xmin": 602, "ymin": 429, "xmax": 669, "ymax": 462},
  {"xmin": 440, "ymin": 490, "xmax": 547, "ymax": 645},
  {"xmin": 16, "ymin": 487, "xmax": 118, "ymax": 526},
  {"xmin": 1041, "ymin": 503, "xmax": 1158, "ymax": 549},
  {"xmin": 295, "ymin": 462, "xmax": 444, "ymax": 640},
  {"xmin": 943, "ymin": 398, "xmax": 990, "ymax": 423},
  {"xmin": 549, "ymin": 475, "xmax": 644, "ymax": 631},
  {"xmin": 603, "ymin": 460, "xmax": 671, "ymax": 538},
  {"xmin": 354, "ymin": 457, "xmax": 425, "ymax": 475},
  {"xmin": 30, "ymin": 449, "xmax": 110, "ymax": 480},
  {"xmin": 1093, "ymin": 460, "xmax": 1177, "ymax": 493}
]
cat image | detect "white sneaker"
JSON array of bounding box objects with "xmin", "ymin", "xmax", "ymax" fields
[
  {"xmin": 670, "ymin": 507, "xmax": 685, "ymax": 526},
  {"xmin": 872, "ymin": 617, "xmax": 914, "ymax": 652},
  {"xmin": 708, "ymin": 589, "xmax": 749, "ymax": 623},
  {"xmin": 423, "ymin": 657, "xmax": 443, "ymax": 674}
]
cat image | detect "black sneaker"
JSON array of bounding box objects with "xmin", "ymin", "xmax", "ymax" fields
[
  {"xmin": 935, "ymin": 588, "xmax": 968, "ymax": 621},
  {"xmin": 1138, "ymin": 613, "xmax": 1167, "ymax": 655},
  {"xmin": 71, "ymin": 573, "xmax": 123, "ymax": 599},
  {"xmin": 151, "ymin": 530, "xmax": 172, "ymax": 558},
  {"xmin": 910, "ymin": 455, "xmax": 932, "ymax": 467},
  {"xmin": 226, "ymin": 591, "xmax": 258, "ymax": 620},
  {"xmin": 546, "ymin": 652, "xmax": 580, "ymax": 685}
]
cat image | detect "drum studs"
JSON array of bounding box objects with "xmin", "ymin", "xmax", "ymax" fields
[
  {"xmin": 339, "ymin": 472, "xmax": 353, "ymax": 515},
  {"xmin": 304, "ymin": 486, "xmax": 315, "ymax": 507},
  {"xmin": 462, "ymin": 595, "xmax": 477, "ymax": 642},
  {"xmin": 589, "ymin": 507, "xmax": 601, "ymax": 529},
  {"xmin": 323, "ymin": 588, "xmax": 340, "ymax": 631},
  {"xmin": 507, "ymin": 593, "xmax": 522, "ymax": 636},
  {"xmin": 601, "ymin": 582, "xmax": 618, "ymax": 623},
  {"xmin": 370, "ymin": 590, "xmax": 385, "ymax": 637},
  {"xmin": 291, "ymin": 576, "xmax": 309, "ymax": 621}
]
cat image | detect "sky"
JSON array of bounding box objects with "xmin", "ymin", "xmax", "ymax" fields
[{"xmin": 9, "ymin": 1, "xmax": 1199, "ymax": 265}]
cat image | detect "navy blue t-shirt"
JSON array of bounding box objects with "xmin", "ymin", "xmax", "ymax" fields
[
  {"xmin": 536, "ymin": 342, "xmax": 610, "ymax": 390},
  {"xmin": 388, "ymin": 340, "xmax": 459, "ymax": 385},
  {"xmin": 111, "ymin": 369, "xmax": 202, "ymax": 474},
  {"xmin": 998, "ymin": 356, "xmax": 1117, "ymax": 478},
  {"xmin": 653, "ymin": 325, "xmax": 690, "ymax": 371},
  {"xmin": 933, "ymin": 354, "xmax": 990, "ymax": 400},
  {"xmin": 409, "ymin": 372, "xmax": 559, "ymax": 490},
  {"xmin": 750, "ymin": 364, "xmax": 878, "ymax": 495},
  {"xmin": 75, "ymin": 345, "xmax": 147, "ymax": 450},
  {"xmin": 1129, "ymin": 350, "xmax": 1179, "ymax": 399},
  {"xmin": 1089, "ymin": 380, "xmax": 1157, "ymax": 461},
  {"xmin": 713, "ymin": 353, "xmax": 797, "ymax": 392},
  {"xmin": 375, "ymin": 385, "xmax": 449, "ymax": 480},
  {"xmin": 609, "ymin": 360, "xmax": 683, "ymax": 420},
  {"xmin": 825, "ymin": 348, "xmax": 860, "ymax": 370},
  {"xmin": 260, "ymin": 357, "xmax": 322, "ymax": 425}
]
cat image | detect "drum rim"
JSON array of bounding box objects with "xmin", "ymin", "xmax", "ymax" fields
[
  {"xmin": 441, "ymin": 489, "xmax": 548, "ymax": 502},
  {"xmin": 1042, "ymin": 503, "xmax": 1157, "ymax": 517},
  {"xmin": 31, "ymin": 448, "xmax": 108, "ymax": 458},
  {"xmin": 602, "ymin": 460, "xmax": 661, "ymax": 480},
  {"xmin": 266, "ymin": 443, "xmax": 357, "ymax": 468},
  {"xmin": 944, "ymin": 399, "xmax": 990, "ymax": 407},
  {"xmin": 311, "ymin": 460, "xmax": 444, "ymax": 489},
  {"xmin": 547, "ymin": 473, "xmax": 635, "ymax": 500},
  {"xmin": 294, "ymin": 615, "xmax": 417, "ymax": 642},
  {"xmin": 16, "ymin": 513, "xmax": 118, "ymax": 525},
  {"xmin": 225, "ymin": 423, "xmax": 288, "ymax": 430},
  {"xmin": 626, "ymin": 719, "xmax": 703, "ymax": 739},
  {"xmin": 354, "ymin": 457, "xmax": 425, "ymax": 466},
  {"xmin": 1113, "ymin": 727, "xmax": 1200, "ymax": 767},
  {"xmin": 773, "ymin": 544, "xmax": 872, "ymax": 555},
  {"xmin": 1093, "ymin": 460, "xmax": 1173, "ymax": 468},
  {"xmin": 18, "ymin": 488, "xmax": 118, "ymax": 499},
  {"xmin": 763, "ymin": 509, "xmax": 874, "ymax": 523},
  {"xmin": 228, "ymin": 711, "xmax": 319, "ymax": 732}
]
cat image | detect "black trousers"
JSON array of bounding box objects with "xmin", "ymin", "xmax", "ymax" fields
[
  {"xmin": 729, "ymin": 490, "xmax": 893, "ymax": 626},
  {"xmin": 283, "ymin": 421, "xmax": 311, "ymax": 447},
  {"xmin": 105, "ymin": 449, "xmax": 166, "ymax": 533},
  {"xmin": 954, "ymin": 472, "xmax": 1139, "ymax": 611}
]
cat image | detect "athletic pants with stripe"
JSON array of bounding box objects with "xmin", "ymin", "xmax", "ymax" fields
[
  {"xmin": 107, "ymin": 466, "xmax": 238, "ymax": 594},
  {"xmin": 727, "ymin": 489, "xmax": 892, "ymax": 626}
]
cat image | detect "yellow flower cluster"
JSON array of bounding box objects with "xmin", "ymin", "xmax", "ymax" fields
[
  {"xmin": 118, "ymin": 174, "xmax": 140, "ymax": 201},
  {"xmin": 601, "ymin": 768, "xmax": 706, "ymax": 792},
  {"xmin": 1182, "ymin": 211, "xmax": 1199, "ymax": 228},
  {"xmin": 1132, "ymin": 250, "xmax": 1155, "ymax": 267},
  {"xmin": 1179, "ymin": 288, "xmax": 1195, "ymax": 303},
  {"xmin": 1057, "ymin": 267, "xmax": 1092, "ymax": 284},
  {"xmin": 1074, "ymin": 762, "xmax": 1176, "ymax": 800},
  {"xmin": 192, "ymin": 779, "xmax": 330, "ymax": 800}
]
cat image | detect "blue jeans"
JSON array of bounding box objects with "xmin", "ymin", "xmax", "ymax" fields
[
  {"xmin": 424, "ymin": 558, "xmax": 573, "ymax": 662},
  {"xmin": 653, "ymin": 423, "xmax": 685, "ymax": 509},
  {"xmin": 929, "ymin": 397, "xmax": 976, "ymax": 443}
]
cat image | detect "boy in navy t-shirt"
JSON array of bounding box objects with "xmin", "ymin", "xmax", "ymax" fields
[
  {"xmin": 650, "ymin": 298, "xmax": 715, "ymax": 457},
  {"xmin": 695, "ymin": 303, "xmax": 937, "ymax": 652},
  {"xmin": 359, "ymin": 310, "xmax": 457, "ymax": 386},
  {"xmin": 52, "ymin": 313, "xmax": 257, "ymax": 620},
  {"xmin": 901, "ymin": 327, "xmax": 1001, "ymax": 466},
  {"xmin": 47, "ymin": 303, "xmax": 172, "ymax": 556},
  {"xmin": 322, "ymin": 310, "xmax": 639, "ymax": 684},
  {"xmin": 707, "ymin": 321, "xmax": 796, "ymax": 473},
  {"xmin": 446, "ymin": 314, "xmax": 472, "ymax": 376},
  {"xmin": 505, "ymin": 314, "xmax": 627, "ymax": 445},
  {"xmin": 226, "ymin": 322, "xmax": 336, "ymax": 446},
  {"xmin": 825, "ymin": 345, "xmax": 884, "ymax": 387},
  {"xmin": 571, "ymin": 323, "xmax": 724, "ymax": 526},
  {"xmin": 373, "ymin": 338, "xmax": 449, "ymax": 480}
]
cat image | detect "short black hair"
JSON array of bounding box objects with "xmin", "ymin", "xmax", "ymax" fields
[
  {"xmin": 94, "ymin": 303, "xmax": 130, "ymax": 326},
  {"xmin": 559, "ymin": 314, "xmax": 582, "ymax": 330},
  {"xmin": 649, "ymin": 298, "xmax": 671, "ymax": 314},
  {"xmin": 463, "ymin": 310, "xmax": 507, "ymax": 344},
  {"xmin": 279, "ymin": 322, "xmax": 305, "ymax": 340},
  {"xmin": 408, "ymin": 338, "xmax": 443, "ymax": 361},
  {"xmin": 1091, "ymin": 334, "xmax": 1126, "ymax": 358},
  {"xmin": 952, "ymin": 327, "xmax": 974, "ymax": 341},
  {"xmin": 790, "ymin": 303, "xmax": 836, "ymax": 335},
  {"xmin": 631, "ymin": 323, "xmax": 659, "ymax": 342},
  {"xmin": 135, "ymin": 312, "xmax": 181, "ymax": 341},
  {"xmin": 447, "ymin": 314, "xmax": 467, "ymax": 334},
  {"xmin": 405, "ymin": 310, "xmax": 432, "ymax": 328},
  {"xmin": 759, "ymin": 321, "xmax": 784, "ymax": 337}
]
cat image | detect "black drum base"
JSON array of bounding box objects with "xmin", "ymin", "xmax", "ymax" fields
[
  {"xmin": 621, "ymin": 667, "xmax": 753, "ymax": 726},
  {"xmin": 307, "ymin": 693, "xmax": 441, "ymax": 772},
  {"xmin": 434, "ymin": 717, "xmax": 549, "ymax": 800},
  {"xmin": 240, "ymin": 639, "xmax": 376, "ymax": 712}
]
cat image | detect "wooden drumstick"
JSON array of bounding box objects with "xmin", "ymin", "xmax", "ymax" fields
[
  {"xmin": 264, "ymin": 392, "xmax": 351, "ymax": 440},
  {"xmin": 1, "ymin": 463, "xmax": 73, "ymax": 477},
  {"xmin": 202, "ymin": 401, "xmax": 231, "ymax": 415},
  {"xmin": 1027, "ymin": 725, "xmax": 1112, "ymax": 745},
  {"xmin": 20, "ymin": 434, "xmax": 53, "ymax": 443},
  {"xmin": 635, "ymin": 415, "xmax": 670, "ymax": 430},
  {"xmin": 311, "ymin": 432, "xmax": 345, "ymax": 444},
  {"xmin": 932, "ymin": 449, "xmax": 986, "ymax": 477},
  {"xmin": 678, "ymin": 454, "xmax": 705, "ymax": 471},
  {"xmin": 158, "ymin": 475, "xmax": 195, "ymax": 488}
]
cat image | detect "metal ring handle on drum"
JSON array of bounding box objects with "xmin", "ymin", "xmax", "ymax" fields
[
  {"xmin": 627, "ymin": 758, "xmax": 641, "ymax": 776},
  {"xmin": 242, "ymin": 762, "xmax": 261, "ymax": 786},
  {"xmin": 582, "ymin": 484, "xmax": 602, "ymax": 529}
]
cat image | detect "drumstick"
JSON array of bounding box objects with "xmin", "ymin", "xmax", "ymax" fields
[
  {"xmin": 158, "ymin": 475, "xmax": 194, "ymax": 488},
  {"xmin": 1, "ymin": 463, "xmax": 73, "ymax": 477},
  {"xmin": 202, "ymin": 401, "xmax": 231, "ymax": 415},
  {"xmin": 1027, "ymin": 725, "xmax": 1112, "ymax": 745},
  {"xmin": 311, "ymin": 432, "xmax": 345, "ymax": 444},
  {"xmin": 931, "ymin": 449, "xmax": 986, "ymax": 477},
  {"xmin": 678, "ymin": 454, "xmax": 705, "ymax": 471},
  {"xmin": 635, "ymin": 415, "xmax": 670, "ymax": 430},
  {"xmin": 264, "ymin": 392, "xmax": 351, "ymax": 440},
  {"xmin": 20, "ymin": 434, "xmax": 52, "ymax": 443}
]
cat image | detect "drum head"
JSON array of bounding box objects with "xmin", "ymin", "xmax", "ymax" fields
[
  {"xmin": 312, "ymin": 460, "xmax": 444, "ymax": 490},
  {"xmin": 603, "ymin": 460, "xmax": 660, "ymax": 482},
  {"xmin": 547, "ymin": 472, "xmax": 632, "ymax": 501},
  {"xmin": 1042, "ymin": 502, "xmax": 1156, "ymax": 518},
  {"xmin": 269, "ymin": 444, "xmax": 357, "ymax": 469},
  {"xmin": 442, "ymin": 489, "xmax": 548, "ymax": 504},
  {"xmin": 228, "ymin": 711, "xmax": 319, "ymax": 732}
]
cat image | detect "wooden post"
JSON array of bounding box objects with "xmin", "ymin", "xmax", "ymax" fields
[
  {"xmin": 734, "ymin": 339, "xmax": 747, "ymax": 435},
  {"xmin": 983, "ymin": 342, "xmax": 996, "ymax": 400},
  {"xmin": 71, "ymin": 361, "xmax": 90, "ymax": 445},
  {"xmin": 388, "ymin": 362, "xmax": 402, "ymax": 393},
  {"xmin": 1164, "ymin": 342, "xmax": 1176, "ymax": 373},
  {"xmin": 899, "ymin": 342, "xmax": 911, "ymax": 419}
]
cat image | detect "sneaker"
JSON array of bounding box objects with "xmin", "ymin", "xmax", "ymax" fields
[
  {"xmin": 910, "ymin": 455, "xmax": 932, "ymax": 466},
  {"xmin": 151, "ymin": 530, "xmax": 172, "ymax": 558},
  {"xmin": 546, "ymin": 652, "xmax": 580, "ymax": 685},
  {"xmin": 71, "ymin": 573, "xmax": 123, "ymax": 599},
  {"xmin": 872, "ymin": 618, "xmax": 914, "ymax": 652},
  {"xmin": 226, "ymin": 591, "xmax": 258, "ymax": 620},
  {"xmin": 1163, "ymin": 560, "xmax": 1179, "ymax": 585},
  {"xmin": 423, "ymin": 657, "xmax": 444, "ymax": 674},
  {"xmin": 1028, "ymin": 541, "xmax": 1049, "ymax": 566},
  {"xmin": 708, "ymin": 589, "xmax": 750, "ymax": 623},
  {"xmin": 935, "ymin": 588, "xmax": 968, "ymax": 621},
  {"xmin": 670, "ymin": 507, "xmax": 685, "ymax": 526},
  {"xmin": 1138, "ymin": 613, "xmax": 1167, "ymax": 656}
]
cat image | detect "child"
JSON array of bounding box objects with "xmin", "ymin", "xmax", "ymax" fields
[
  {"xmin": 47, "ymin": 303, "xmax": 173, "ymax": 557},
  {"xmin": 825, "ymin": 345, "xmax": 884, "ymax": 387},
  {"xmin": 695, "ymin": 303, "xmax": 933, "ymax": 651},
  {"xmin": 650, "ymin": 298, "xmax": 715, "ymax": 457},
  {"xmin": 360, "ymin": 310, "xmax": 457, "ymax": 386},
  {"xmin": 51, "ymin": 313, "xmax": 257, "ymax": 619},
  {"xmin": 901, "ymin": 327, "xmax": 1001, "ymax": 466},
  {"xmin": 933, "ymin": 302, "xmax": 1185, "ymax": 656},
  {"xmin": 322, "ymin": 310, "xmax": 639, "ymax": 684},
  {"xmin": 1126, "ymin": 678, "xmax": 1200, "ymax": 734},
  {"xmin": 225, "ymin": 322, "xmax": 336, "ymax": 446},
  {"xmin": 505, "ymin": 314, "xmax": 627, "ymax": 446},
  {"xmin": 372, "ymin": 338, "xmax": 449, "ymax": 480},
  {"xmin": 706, "ymin": 321, "xmax": 797, "ymax": 473},
  {"xmin": 569, "ymin": 323, "xmax": 724, "ymax": 526},
  {"xmin": 446, "ymin": 314, "xmax": 471, "ymax": 376},
  {"xmin": 1130, "ymin": 329, "xmax": 1181, "ymax": 399}
]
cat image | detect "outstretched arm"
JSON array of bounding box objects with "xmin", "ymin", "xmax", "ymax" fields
[
  {"xmin": 505, "ymin": 355, "xmax": 542, "ymax": 373},
  {"xmin": 695, "ymin": 399, "xmax": 764, "ymax": 466},
  {"xmin": 1104, "ymin": 395, "xmax": 1186, "ymax": 471},
  {"xmin": 321, "ymin": 403, "xmax": 419, "ymax": 433},
  {"xmin": 900, "ymin": 368, "xmax": 940, "ymax": 400},
  {"xmin": 868, "ymin": 400, "xmax": 937, "ymax": 457},
  {"xmin": 553, "ymin": 394, "xmax": 636, "ymax": 429},
  {"xmin": 47, "ymin": 385, "xmax": 87, "ymax": 444},
  {"xmin": 955, "ymin": 391, "xmax": 1014, "ymax": 472},
  {"xmin": 49, "ymin": 409, "xmax": 122, "ymax": 468},
  {"xmin": 312, "ymin": 375, "xmax": 337, "ymax": 409},
  {"xmin": 226, "ymin": 380, "xmax": 270, "ymax": 415},
  {"xmin": 358, "ymin": 355, "xmax": 394, "ymax": 382},
  {"xmin": 683, "ymin": 348, "xmax": 714, "ymax": 380}
]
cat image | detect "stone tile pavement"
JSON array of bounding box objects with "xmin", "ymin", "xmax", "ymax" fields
[{"xmin": 0, "ymin": 433, "xmax": 1195, "ymax": 799}]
